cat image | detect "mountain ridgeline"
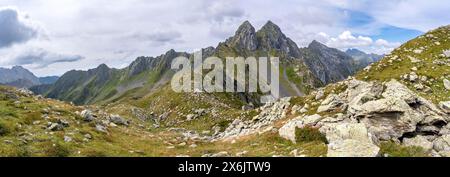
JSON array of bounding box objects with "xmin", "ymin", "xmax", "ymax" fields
[
  {"xmin": 31, "ymin": 21, "xmax": 378, "ymax": 105},
  {"xmin": 0, "ymin": 66, "xmax": 58, "ymax": 88}
]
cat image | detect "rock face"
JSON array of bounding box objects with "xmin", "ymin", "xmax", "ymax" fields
[
  {"xmin": 279, "ymin": 78, "xmax": 450, "ymax": 157},
  {"xmin": 302, "ymin": 40, "xmax": 358, "ymax": 85},
  {"xmin": 225, "ymin": 21, "xmax": 257, "ymax": 52}
]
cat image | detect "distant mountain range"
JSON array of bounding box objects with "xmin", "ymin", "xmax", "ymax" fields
[
  {"xmin": 345, "ymin": 48, "xmax": 384, "ymax": 69},
  {"xmin": 0, "ymin": 66, "xmax": 59, "ymax": 88},
  {"xmin": 27, "ymin": 21, "xmax": 380, "ymax": 105}
]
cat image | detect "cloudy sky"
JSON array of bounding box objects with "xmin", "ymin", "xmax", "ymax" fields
[{"xmin": 0, "ymin": 0, "xmax": 449, "ymax": 76}]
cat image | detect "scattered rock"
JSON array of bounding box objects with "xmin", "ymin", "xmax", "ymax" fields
[
  {"xmin": 64, "ymin": 136, "xmax": 73, "ymax": 142},
  {"xmin": 315, "ymin": 89, "xmax": 325, "ymax": 100},
  {"xmin": 109, "ymin": 114, "xmax": 129, "ymax": 126},
  {"xmin": 236, "ymin": 151, "xmax": 248, "ymax": 157},
  {"xmin": 317, "ymin": 94, "xmax": 347, "ymax": 113},
  {"xmin": 80, "ymin": 110, "xmax": 95, "ymax": 122},
  {"xmin": 95, "ymin": 124, "xmax": 108, "ymax": 133},
  {"xmin": 47, "ymin": 123, "xmax": 64, "ymax": 131},
  {"xmin": 186, "ymin": 114, "xmax": 196, "ymax": 121},
  {"xmin": 211, "ymin": 151, "xmax": 229, "ymax": 157},
  {"xmin": 444, "ymin": 79, "xmax": 450, "ymax": 90},
  {"xmin": 440, "ymin": 101, "xmax": 450, "ymax": 114},
  {"xmin": 413, "ymin": 49, "xmax": 423, "ymax": 54},
  {"xmin": 443, "ymin": 50, "xmax": 450, "ymax": 58},
  {"xmin": 409, "ymin": 72, "xmax": 418, "ymax": 82},
  {"xmin": 242, "ymin": 103, "xmax": 254, "ymax": 111}
]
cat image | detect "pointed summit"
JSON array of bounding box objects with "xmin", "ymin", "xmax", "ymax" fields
[
  {"xmin": 226, "ymin": 21, "xmax": 257, "ymax": 51},
  {"xmin": 256, "ymin": 20, "xmax": 301, "ymax": 57},
  {"xmin": 260, "ymin": 20, "xmax": 282, "ymax": 33},
  {"xmin": 238, "ymin": 20, "xmax": 254, "ymax": 32},
  {"xmin": 308, "ymin": 40, "xmax": 327, "ymax": 49}
]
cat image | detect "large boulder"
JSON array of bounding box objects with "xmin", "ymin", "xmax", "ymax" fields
[
  {"xmin": 80, "ymin": 110, "xmax": 95, "ymax": 122},
  {"xmin": 109, "ymin": 114, "xmax": 129, "ymax": 126},
  {"xmin": 327, "ymin": 139, "xmax": 380, "ymax": 157},
  {"xmin": 319, "ymin": 122, "xmax": 379, "ymax": 157},
  {"xmin": 347, "ymin": 79, "xmax": 448, "ymax": 141}
]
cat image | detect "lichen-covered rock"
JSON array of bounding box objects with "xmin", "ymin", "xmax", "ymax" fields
[{"xmin": 319, "ymin": 122, "xmax": 379, "ymax": 157}]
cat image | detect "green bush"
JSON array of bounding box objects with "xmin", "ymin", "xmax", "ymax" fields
[
  {"xmin": 379, "ymin": 141, "xmax": 428, "ymax": 157},
  {"xmin": 44, "ymin": 142, "xmax": 71, "ymax": 157},
  {"xmin": 295, "ymin": 126, "xmax": 328, "ymax": 143},
  {"xmin": 0, "ymin": 120, "xmax": 15, "ymax": 136}
]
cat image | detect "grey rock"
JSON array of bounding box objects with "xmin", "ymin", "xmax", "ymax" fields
[
  {"xmin": 440, "ymin": 101, "xmax": 450, "ymax": 114},
  {"xmin": 95, "ymin": 124, "xmax": 107, "ymax": 133},
  {"xmin": 317, "ymin": 94, "xmax": 347, "ymax": 113},
  {"xmin": 64, "ymin": 136, "xmax": 72, "ymax": 142},
  {"xmin": 109, "ymin": 114, "xmax": 129, "ymax": 126},
  {"xmin": 320, "ymin": 122, "xmax": 379, "ymax": 157},
  {"xmin": 403, "ymin": 135, "xmax": 433, "ymax": 151},
  {"xmin": 80, "ymin": 110, "xmax": 95, "ymax": 122},
  {"xmin": 444, "ymin": 79, "xmax": 450, "ymax": 90}
]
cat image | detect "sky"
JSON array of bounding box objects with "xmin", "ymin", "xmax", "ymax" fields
[{"xmin": 0, "ymin": 0, "xmax": 449, "ymax": 76}]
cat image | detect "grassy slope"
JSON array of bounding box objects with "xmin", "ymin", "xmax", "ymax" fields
[{"xmin": 356, "ymin": 25, "xmax": 450, "ymax": 103}]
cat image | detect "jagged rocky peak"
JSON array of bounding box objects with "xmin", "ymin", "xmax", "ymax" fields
[
  {"xmin": 256, "ymin": 20, "xmax": 301, "ymax": 57},
  {"xmin": 226, "ymin": 20, "xmax": 257, "ymax": 51},
  {"xmin": 308, "ymin": 40, "xmax": 328, "ymax": 50}
]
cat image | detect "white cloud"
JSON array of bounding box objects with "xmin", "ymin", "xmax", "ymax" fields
[{"xmin": 316, "ymin": 31, "xmax": 400, "ymax": 54}]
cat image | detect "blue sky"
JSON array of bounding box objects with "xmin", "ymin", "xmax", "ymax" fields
[
  {"xmin": 344, "ymin": 10, "xmax": 423, "ymax": 43},
  {"xmin": 0, "ymin": 0, "xmax": 449, "ymax": 76}
]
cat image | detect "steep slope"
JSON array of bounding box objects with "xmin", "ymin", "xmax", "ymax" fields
[
  {"xmin": 356, "ymin": 25, "xmax": 450, "ymax": 103},
  {"xmin": 217, "ymin": 21, "xmax": 322, "ymax": 96},
  {"xmin": 300, "ymin": 40, "xmax": 358, "ymax": 85},
  {"xmin": 0, "ymin": 66, "xmax": 40, "ymax": 88},
  {"xmin": 38, "ymin": 76, "xmax": 59, "ymax": 85}
]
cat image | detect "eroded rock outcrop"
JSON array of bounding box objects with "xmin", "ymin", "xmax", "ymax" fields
[{"xmin": 280, "ymin": 78, "xmax": 450, "ymax": 157}]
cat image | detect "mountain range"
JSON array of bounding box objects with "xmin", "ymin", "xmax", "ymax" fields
[
  {"xmin": 0, "ymin": 66, "xmax": 58, "ymax": 88},
  {"xmin": 30, "ymin": 21, "xmax": 379, "ymax": 105}
]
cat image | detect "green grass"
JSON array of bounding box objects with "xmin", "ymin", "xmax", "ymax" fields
[
  {"xmin": 379, "ymin": 142, "xmax": 429, "ymax": 157},
  {"xmin": 295, "ymin": 126, "xmax": 328, "ymax": 144},
  {"xmin": 356, "ymin": 25, "xmax": 450, "ymax": 103}
]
